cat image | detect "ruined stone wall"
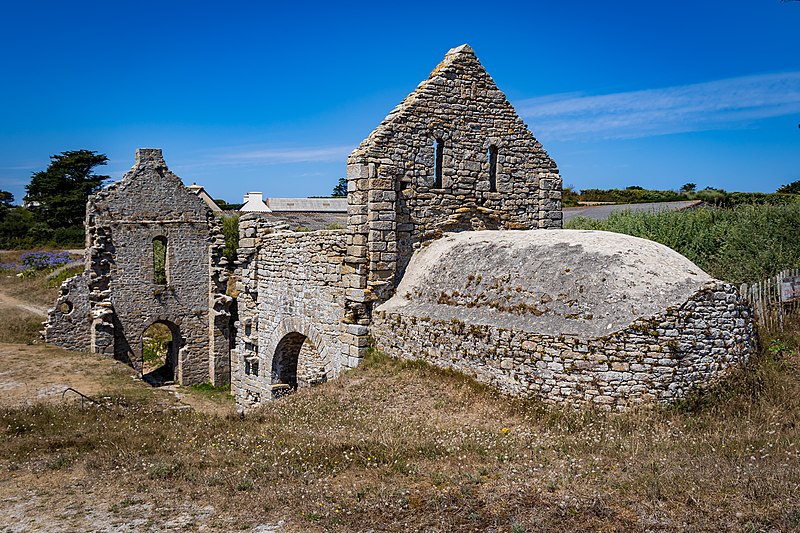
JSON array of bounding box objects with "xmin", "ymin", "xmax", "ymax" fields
[
  {"xmin": 46, "ymin": 272, "xmax": 92, "ymax": 352},
  {"xmin": 345, "ymin": 44, "xmax": 562, "ymax": 313},
  {"xmin": 372, "ymin": 281, "xmax": 756, "ymax": 409},
  {"xmin": 45, "ymin": 149, "xmax": 232, "ymax": 386},
  {"xmin": 234, "ymin": 216, "xmax": 360, "ymax": 410}
]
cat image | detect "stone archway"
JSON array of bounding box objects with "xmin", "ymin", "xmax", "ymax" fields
[
  {"xmin": 264, "ymin": 317, "xmax": 331, "ymax": 398},
  {"xmin": 141, "ymin": 320, "xmax": 180, "ymax": 386}
]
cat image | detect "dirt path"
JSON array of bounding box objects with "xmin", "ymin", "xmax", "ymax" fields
[
  {"xmin": 0, "ymin": 343, "xmax": 147, "ymax": 408},
  {"xmin": 0, "ymin": 290, "xmax": 47, "ymax": 316},
  {"xmin": 0, "ymin": 343, "xmax": 235, "ymax": 416}
]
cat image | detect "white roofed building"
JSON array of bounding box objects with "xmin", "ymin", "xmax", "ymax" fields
[{"xmin": 240, "ymin": 192, "xmax": 272, "ymax": 212}]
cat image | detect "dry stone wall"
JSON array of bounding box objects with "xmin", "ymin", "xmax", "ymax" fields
[
  {"xmin": 373, "ymin": 281, "xmax": 755, "ymax": 409},
  {"xmin": 370, "ymin": 230, "xmax": 757, "ymax": 409},
  {"xmin": 46, "ymin": 272, "xmax": 91, "ymax": 352},
  {"xmin": 233, "ymin": 216, "xmax": 359, "ymax": 410},
  {"xmin": 45, "ymin": 149, "xmax": 232, "ymax": 385}
]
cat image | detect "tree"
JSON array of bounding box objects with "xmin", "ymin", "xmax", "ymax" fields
[
  {"xmin": 214, "ymin": 199, "xmax": 244, "ymax": 210},
  {"xmin": 777, "ymin": 180, "xmax": 800, "ymax": 194},
  {"xmin": 0, "ymin": 190, "xmax": 12, "ymax": 219},
  {"xmin": 332, "ymin": 177, "xmax": 347, "ymax": 197},
  {"xmin": 680, "ymin": 182, "xmax": 697, "ymax": 193},
  {"xmin": 561, "ymin": 184, "xmax": 580, "ymax": 207},
  {"xmin": 24, "ymin": 150, "xmax": 109, "ymax": 228},
  {"xmin": 0, "ymin": 190, "xmax": 13, "ymax": 207}
]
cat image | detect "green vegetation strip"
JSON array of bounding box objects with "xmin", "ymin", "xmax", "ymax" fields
[{"xmin": 566, "ymin": 203, "xmax": 800, "ymax": 284}]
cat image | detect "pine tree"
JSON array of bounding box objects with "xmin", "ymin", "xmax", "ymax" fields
[{"xmin": 24, "ymin": 150, "xmax": 109, "ymax": 228}]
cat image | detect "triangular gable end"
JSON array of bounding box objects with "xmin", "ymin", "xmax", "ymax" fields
[
  {"xmin": 89, "ymin": 149, "xmax": 211, "ymax": 221},
  {"xmin": 344, "ymin": 43, "xmax": 563, "ymax": 312},
  {"xmin": 348, "ymin": 44, "xmax": 553, "ymax": 169}
]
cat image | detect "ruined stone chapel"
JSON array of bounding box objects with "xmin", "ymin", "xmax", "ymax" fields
[{"xmin": 46, "ymin": 44, "xmax": 756, "ymax": 411}]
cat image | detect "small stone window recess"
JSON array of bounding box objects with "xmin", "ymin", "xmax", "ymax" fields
[
  {"xmin": 153, "ymin": 236, "xmax": 167, "ymax": 285},
  {"xmin": 245, "ymin": 356, "xmax": 259, "ymax": 376},
  {"xmin": 488, "ymin": 144, "xmax": 498, "ymax": 192},
  {"xmin": 433, "ymin": 138, "xmax": 444, "ymax": 188},
  {"xmin": 59, "ymin": 301, "xmax": 73, "ymax": 315}
]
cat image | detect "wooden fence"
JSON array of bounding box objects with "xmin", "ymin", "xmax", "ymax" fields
[{"xmin": 740, "ymin": 268, "xmax": 800, "ymax": 330}]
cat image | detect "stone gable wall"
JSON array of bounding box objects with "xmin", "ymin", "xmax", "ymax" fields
[
  {"xmin": 372, "ymin": 281, "xmax": 756, "ymax": 409},
  {"xmin": 45, "ymin": 149, "xmax": 232, "ymax": 386},
  {"xmin": 343, "ymin": 45, "xmax": 562, "ymax": 347}
]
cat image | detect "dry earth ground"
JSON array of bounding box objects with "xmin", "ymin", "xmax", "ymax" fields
[{"xmin": 0, "ymin": 252, "xmax": 799, "ymax": 531}]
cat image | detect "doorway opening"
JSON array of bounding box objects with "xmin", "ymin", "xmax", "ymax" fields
[
  {"xmin": 271, "ymin": 332, "xmax": 327, "ymax": 399},
  {"xmin": 142, "ymin": 321, "xmax": 179, "ymax": 386}
]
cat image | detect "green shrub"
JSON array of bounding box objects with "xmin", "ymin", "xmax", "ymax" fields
[
  {"xmin": 566, "ymin": 204, "xmax": 800, "ymax": 284},
  {"xmin": 570, "ymin": 187, "xmax": 800, "ymax": 208},
  {"xmin": 0, "ymin": 206, "xmax": 85, "ymax": 249},
  {"xmin": 562, "ymin": 185, "xmax": 580, "ymax": 207},
  {"xmin": 578, "ymin": 188, "xmax": 686, "ymax": 204},
  {"xmin": 222, "ymin": 215, "xmax": 239, "ymax": 264}
]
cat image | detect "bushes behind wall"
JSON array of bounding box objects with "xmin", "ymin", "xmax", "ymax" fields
[{"xmin": 566, "ymin": 203, "xmax": 800, "ymax": 285}]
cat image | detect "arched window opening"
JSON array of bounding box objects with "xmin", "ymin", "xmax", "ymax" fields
[
  {"xmin": 488, "ymin": 145, "xmax": 498, "ymax": 192},
  {"xmin": 142, "ymin": 321, "xmax": 178, "ymax": 386},
  {"xmin": 153, "ymin": 236, "xmax": 167, "ymax": 285},
  {"xmin": 433, "ymin": 138, "xmax": 444, "ymax": 188}
]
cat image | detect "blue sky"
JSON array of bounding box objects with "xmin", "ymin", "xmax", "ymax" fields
[{"xmin": 1, "ymin": 0, "xmax": 798, "ymax": 204}]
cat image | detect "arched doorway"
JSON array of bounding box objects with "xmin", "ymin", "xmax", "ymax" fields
[
  {"xmin": 141, "ymin": 321, "xmax": 179, "ymax": 386},
  {"xmin": 271, "ymin": 332, "xmax": 328, "ymax": 398}
]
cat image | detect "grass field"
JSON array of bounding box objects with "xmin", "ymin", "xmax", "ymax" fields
[
  {"xmin": 565, "ymin": 204, "xmax": 800, "ymax": 285},
  {"xmin": 1, "ymin": 239, "xmax": 799, "ymax": 531}
]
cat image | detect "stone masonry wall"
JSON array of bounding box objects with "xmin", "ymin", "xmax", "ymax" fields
[
  {"xmin": 372, "ymin": 281, "xmax": 756, "ymax": 409},
  {"xmin": 344, "ymin": 44, "xmax": 563, "ymax": 317},
  {"xmin": 45, "ymin": 149, "xmax": 232, "ymax": 386},
  {"xmin": 46, "ymin": 272, "xmax": 92, "ymax": 352},
  {"xmin": 234, "ymin": 216, "xmax": 362, "ymax": 410}
]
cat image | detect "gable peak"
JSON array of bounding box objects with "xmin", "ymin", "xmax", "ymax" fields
[
  {"xmin": 135, "ymin": 148, "xmax": 166, "ymax": 169},
  {"xmin": 445, "ymin": 43, "xmax": 475, "ymax": 56}
]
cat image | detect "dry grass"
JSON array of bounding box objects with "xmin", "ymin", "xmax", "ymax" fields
[
  {"xmin": 0, "ymin": 251, "xmax": 799, "ymax": 530},
  {"xmin": 1, "ymin": 333, "xmax": 799, "ymax": 531},
  {"xmin": 0, "ymin": 251, "xmax": 81, "ymax": 308},
  {"xmin": 0, "ymin": 308, "xmax": 43, "ymax": 344},
  {"xmin": 0, "ymin": 249, "xmax": 81, "ymax": 344}
]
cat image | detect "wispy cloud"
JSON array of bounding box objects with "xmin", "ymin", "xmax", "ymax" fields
[
  {"xmin": 518, "ymin": 72, "xmax": 800, "ymax": 141},
  {"xmin": 0, "ymin": 163, "xmax": 41, "ymax": 171},
  {"xmin": 215, "ymin": 145, "xmax": 354, "ymax": 164},
  {"xmin": 0, "ymin": 177, "xmax": 30, "ymax": 186}
]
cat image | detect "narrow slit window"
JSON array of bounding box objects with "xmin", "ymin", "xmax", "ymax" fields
[
  {"xmin": 433, "ymin": 138, "xmax": 444, "ymax": 188},
  {"xmin": 488, "ymin": 145, "xmax": 498, "ymax": 192},
  {"xmin": 153, "ymin": 236, "xmax": 167, "ymax": 285}
]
